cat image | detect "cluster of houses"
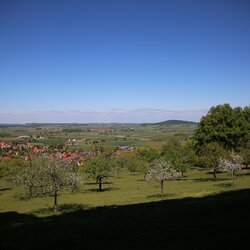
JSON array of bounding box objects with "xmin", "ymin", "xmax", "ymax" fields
[{"xmin": 0, "ymin": 140, "xmax": 135, "ymax": 164}]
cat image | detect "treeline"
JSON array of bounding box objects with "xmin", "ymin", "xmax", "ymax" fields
[{"xmin": 62, "ymin": 128, "xmax": 85, "ymax": 133}]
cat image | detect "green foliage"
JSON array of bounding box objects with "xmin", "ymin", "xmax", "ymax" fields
[
  {"xmin": 15, "ymin": 155, "xmax": 80, "ymax": 212},
  {"xmin": 114, "ymin": 153, "xmax": 148, "ymax": 174},
  {"xmin": 0, "ymin": 158, "xmax": 23, "ymax": 179},
  {"xmin": 82, "ymin": 156, "xmax": 113, "ymax": 191},
  {"xmin": 138, "ymin": 147, "xmax": 160, "ymax": 163},
  {"xmin": 196, "ymin": 142, "xmax": 229, "ymax": 180},
  {"xmin": 194, "ymin": 104, "xmax": 250, "ymax": 151},
  {"xmin": 240, "ymin": 148, "xmax": 250, "ymax": 168},
  {"xmin": 161, "ymin": 139, "xmax": 194, "ymax": 176}
]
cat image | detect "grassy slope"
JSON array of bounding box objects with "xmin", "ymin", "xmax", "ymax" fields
[
  {"xmin": 0, "ymin": 171, "xmax": 250, "ymax": 249},
  {"xmin": 0, "ymin": 169, "xmax": 250, "ymax": 215}
]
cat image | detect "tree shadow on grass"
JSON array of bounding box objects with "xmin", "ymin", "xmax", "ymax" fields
[
  {"xmin": 214, "ymin": 183, "xmax": 233, "ymax": 188},
  {"xmin": 137, "ymin": 178, "xmax": 146, "ymax": 182},
  {"xmin": 1, "ymin": 189, "xmax": 250, "ymax": 250},
  {"xmin": 147, "ymin": 193, "xmax": 175, "ymax": 199},
  {"xmin": 192, "ymin": 177, "xmax": 229, "ymax": 182},
  {"xmin": 84, "ymin": 187, "xmax": 120, "ymax": 193},
  {"xmin": 0, "ymin": 187, "xmax": 12, "ymax": 192},
  {"xmin": 239, "ymin": 172, "xmax": 250, "ymax": 176},
  {"xmin": 85, "ymin": 181, "xmax": 113, "ymax": 185}
]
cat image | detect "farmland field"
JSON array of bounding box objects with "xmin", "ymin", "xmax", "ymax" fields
[{"xmin": 0, "ymin": 122, "xmax": 197, "ymax": 150}]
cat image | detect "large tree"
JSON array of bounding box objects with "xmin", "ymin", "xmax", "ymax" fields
[{"xmin": 193, "ymin": 104, "xmax": 250, "ymax": 151}]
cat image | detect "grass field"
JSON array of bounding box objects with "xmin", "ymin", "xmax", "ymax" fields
[
  {"xmin": 0, "ymin": 168, "xmax": 250, "ymax": 249},
  {"xmin": 1, "ymin": 168, "xmax": 250, "ymax": 216}
]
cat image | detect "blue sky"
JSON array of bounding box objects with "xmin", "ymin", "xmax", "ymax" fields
[{"xmin": 0, "ymin": 0, "xmax": 249, "ymax": 123}]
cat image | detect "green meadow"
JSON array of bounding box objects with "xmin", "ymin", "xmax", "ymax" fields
[
  {"xmin": 1, "ymin": 168, "xmax": 250, "ymax": 216},
  {"xmin": 1, "ymin": 168, "xmax": 250, "ymax": 250}
]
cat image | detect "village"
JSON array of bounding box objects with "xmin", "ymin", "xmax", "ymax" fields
[{"xmin": 0, "ymin": 139, "xmax": 135, "ymax": 165}]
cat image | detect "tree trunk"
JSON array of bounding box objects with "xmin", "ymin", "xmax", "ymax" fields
[
  {"xmin": 28, "ymin": 185, "xmax": 33, "ymax": 198},
  {"xmin": 213, "ymin": 168, "xmax": 217, "ymax": 180},
  {"xmin": 54, "ymin": 190, "xmax": 58, "ymax": 213},
  {"xmin": 160, "ymin": 180, "xmax": 164, "ymax": 198},
  {"xmin": 98, "ymin": 177, "xmax": 102, "ymax": 191},
  {"xmin": 232, "ymin": 170, "xmax": 235, "ymax": 184}
]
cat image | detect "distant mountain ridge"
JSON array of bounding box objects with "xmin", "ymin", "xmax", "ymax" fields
[{"xmin": 142, "ymin": 120, "xmax": 198, "ymax": 126}]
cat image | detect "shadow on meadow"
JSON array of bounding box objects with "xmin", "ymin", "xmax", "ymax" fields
[
  {"xmin": 1, "ymin": 189, "xmax": 250, "ymax": 250},
  {"xmin": 0, "ymin": 187, "xmax": 12, "ymax": 192},
  {"xmin": 146, "ymin": 193, "xmax": 175, "ymax": 199},
  {"xmin": 214, "ymin": 183, "xmax": 234, "ymax": 188},
  {"xmin": 192, "ymin": 177, "xmax": 229, "ymax": 182},
  {"xmin": 84, "ymin": 187, "xmax": 120, "ymax": 192}
]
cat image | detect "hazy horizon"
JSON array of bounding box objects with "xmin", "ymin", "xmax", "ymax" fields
[
  {"xmin": 1, "ymin": 0, "xmax": 249, "ymax": 123},
  {"xmin": 0, "ymin": 108, "xmax": 207, "ymax": 124}
]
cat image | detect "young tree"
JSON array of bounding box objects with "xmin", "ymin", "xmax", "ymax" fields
[
  {"xmin": 15, "ymin": 156, "xmax": 46, "ymax": 198},
  {"xmin": 146, "ymin": 159, "xmax": 181, "ymax": 198},
  {"xmin": 219, "ymin": 152, "xmax": 242, "ymax": 183},
  {"xmin": 16, "ymin": 155, "xmax": 81, "ymax": 213},
  {"xmin": 82, "ymin": 156, "xmax": 113, "ymax": 191},
  {"xmin": 198, "ymin": 142, "xmax": 229, "ymax": 180}
]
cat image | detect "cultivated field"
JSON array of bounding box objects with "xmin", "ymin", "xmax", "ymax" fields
[{"xmin": 0, "ymin": 122, "xmax": 197, "ymax": 149}]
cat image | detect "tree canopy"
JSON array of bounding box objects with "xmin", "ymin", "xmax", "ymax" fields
[
  {"xmin": 82, "ymin": 156, "xmax": 113, "ymax": 191},
  {"xmin": 161, "ymin": 139, "xmax": 194, "ymax": 176},
  {"xmin": 15, "ymin": 155, "xmax": 80, "ymax": 213},
  {"xmin": 193, "ymin": 104, "xmax": 250, "ymax": 151},
  {"xmin": 146, "ymin": 159, "xmax": 181, "ymax": 197}
]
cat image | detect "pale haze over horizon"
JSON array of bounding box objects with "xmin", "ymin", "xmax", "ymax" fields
[{"xmin": 0, "ymin": 0, "xmax": 249, "ymax": 123}]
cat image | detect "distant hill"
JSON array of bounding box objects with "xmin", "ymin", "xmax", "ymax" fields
[{"xmin": 142, "ymin": 120, "xmax": 198, "ymax": 126}]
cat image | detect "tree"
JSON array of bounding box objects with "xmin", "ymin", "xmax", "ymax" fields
[
  {"xmin": 146, "ymin": 159, "xmax": 181, "ymax": 198},
  {"xmin": 193, "ymin": 104, "xmax": 250, "ymax": 151},
  {"xmin": 82, "ymin": 156, "xmax": 113, "ymax": 191},
  {"xmin": 16, "ymin": 155, "xmax": 81, "ymax": 213},
  {"xmin": 0, "ymin": 158, "xmax": 23, "ymax": 180},
  {"xmin": 219, "ymin": 152, "xmax": 242, "ymax": 183},
  {"xmin": 240, "ymin": 148, "xmax": 250, "ymax": 169},
  {"xmin": 161, "ymin": 139, "xmax": 194, "ymax": 177},
  {"xmin": 15, "ymin": 155, "xmax": 46, "ymax": 198},
  {"xmin": 139, "ymin": 147, "xmax": 160, "ymax": 163},
  {"xmin": 197, "ymin": 142, "xmax": 229, "ymax": 180},
  {"xmin": 114, "ymin": 152, "xmax": 148, "ymax": 175}
]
